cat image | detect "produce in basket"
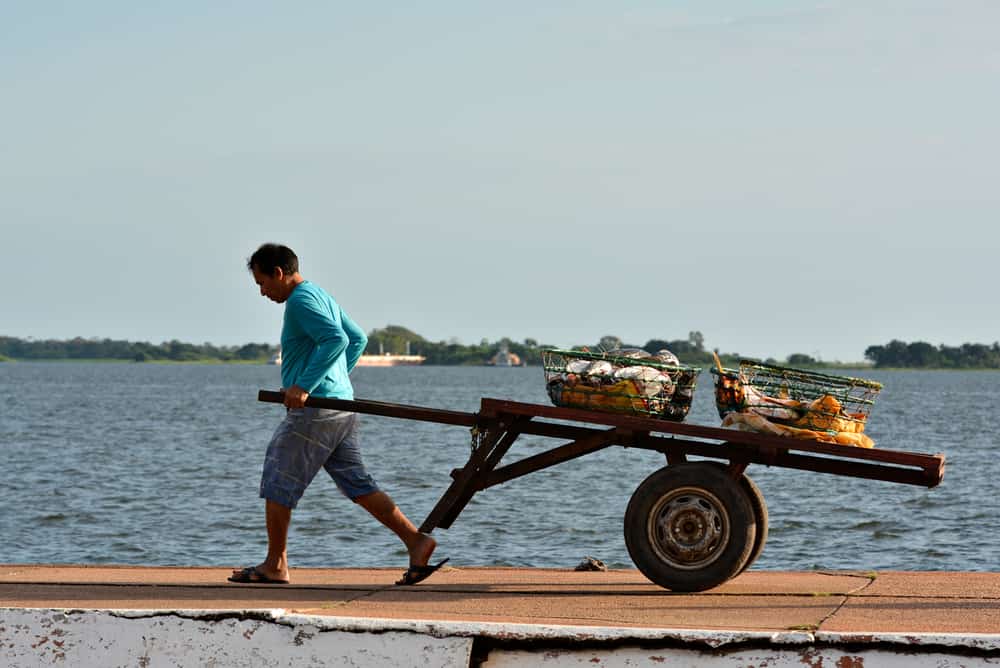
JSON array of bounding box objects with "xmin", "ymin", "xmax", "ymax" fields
[
  {"xmin": 652, "ymin": 349, "xmax": 681, "ymax": 366},
  {"xmin": 720, "ymin": 412, "xmax": 875, "ymax": 448},
  {"xmin": 606, "ymin": 347, "xmax": 651, "ymax": 359},
  {"xmin": 542, "ymin": 348, "xmax": 700, "ymax": 421},
  {"xmin": 613, "ymin": 365, "xmax": 674, "ymax": 398},
  {"xmin": 712, "ymin": 359, "xmax": 881, "ymax": 448},
  {"xmin": 583, "ymin": 360, "xmax": 615, "ymax": 383}
]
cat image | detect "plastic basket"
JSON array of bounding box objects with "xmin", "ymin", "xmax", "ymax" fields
[
  {"xmin": 711, "ymin": 359, "xmax": 882, "ymax": 433},
  {"xmin": 542, "ymin": 348, "xmax": 701, "ymax": 421}
]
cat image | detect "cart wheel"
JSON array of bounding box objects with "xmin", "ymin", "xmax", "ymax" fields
[
  {"xmin": 736, "ymin": 473, "xmax": 767, "ymax": 573},
  {"xmin": 707, "ymin": 463, "xmax": 769, "ymax": 574},
  {"xmin": 625, "ymin": 462, "xmax": 756, "ymax": 592}
]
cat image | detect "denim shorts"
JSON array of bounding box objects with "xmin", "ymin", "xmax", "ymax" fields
[{"xmin": 259, "ymin": 407, "xmax": 379, "ymax": 509}]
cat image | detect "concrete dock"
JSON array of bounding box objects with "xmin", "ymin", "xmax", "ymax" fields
[{"xmin": 3, "ymin": 565, "xmax": 999, "ymax": 666}]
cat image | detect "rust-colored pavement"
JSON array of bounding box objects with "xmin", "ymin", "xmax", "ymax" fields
[{"xmin": 2, "ymin": 565, "xmax": 998, "ymax": 635}]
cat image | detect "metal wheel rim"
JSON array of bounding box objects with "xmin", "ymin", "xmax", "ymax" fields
[{"xmin": 646, "ymin": 485, "xmax": 730, "ymax": 570}]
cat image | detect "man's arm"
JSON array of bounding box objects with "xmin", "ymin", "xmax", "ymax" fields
[
  {"xmin": 341, "ymin": 308, "xmax": 368, "ymax": 372},
  {"xmin": 293, "ymin": 295, "xmax": 350, "ymax": 395}
]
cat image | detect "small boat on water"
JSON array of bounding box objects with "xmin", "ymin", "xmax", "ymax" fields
[
  {"xmin": 356, "ymin": 353, "xmax": 426, "ymax": 367},
  {"xmin": 487, "ymin": 342, "xmax": 526, "ymax": 367},
  {"xmin": 267, "ymin": 346, "xmax": 427, "ymax": 366},
  {"xmin": 356, "ymin": 340, "xmax": 425, "ymax": 366},
  {"xmin": 269, "ymin": 346, "xmax": 421, "ymax": 367}
]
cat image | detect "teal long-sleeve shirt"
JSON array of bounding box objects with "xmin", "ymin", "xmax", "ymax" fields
[{"xmin": 280, "ymin": 281, "xmax": 367, "ymax": 399}]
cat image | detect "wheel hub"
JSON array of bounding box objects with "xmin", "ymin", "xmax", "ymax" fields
[{"xmin": 651, "ymin": 491, "xmax": 727, "ymax": 568}]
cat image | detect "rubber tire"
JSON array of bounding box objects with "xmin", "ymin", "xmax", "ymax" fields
[
  {"xmin": 736, "ymin": 472, "xmax": 768, "ymax": 574},
  {"xmin": 707, "ymin": 462, "xmax": 769, "ymax": 574},
  {"xmin": 625, "ymin": 462, "xmax": 756, "ymax": 592}
]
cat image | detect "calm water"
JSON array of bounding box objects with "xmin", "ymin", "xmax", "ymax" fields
[{"xmin": 0, "ymin": 362, "xmax": 996, "ymax": 572}]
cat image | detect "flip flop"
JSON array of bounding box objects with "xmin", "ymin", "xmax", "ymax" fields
[
  {"xmin": 395, "ymin": 558, "xmax": 450, "ymax": 586},
  {"xmin": 227, "ymin": 566, "xmax": 290, "ymax": 585}
]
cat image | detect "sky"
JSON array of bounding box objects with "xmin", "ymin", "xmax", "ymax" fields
[{"xmin": 2, "ymin": 1, "xmax": 998, "ymax": 362}]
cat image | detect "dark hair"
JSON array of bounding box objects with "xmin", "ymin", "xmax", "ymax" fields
[{"xmin": 247, "ymin": 243, "xmax": 299, "ymax": 276}]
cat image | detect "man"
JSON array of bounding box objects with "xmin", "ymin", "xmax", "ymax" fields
[{"xmin": 230, "ymin": 243, "xmax": 446, "ymax": 586}]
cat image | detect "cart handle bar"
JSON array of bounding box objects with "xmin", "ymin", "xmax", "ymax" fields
[{"xmin": 257, "ymin": 390, "xmax": 478, "ymax": 427}]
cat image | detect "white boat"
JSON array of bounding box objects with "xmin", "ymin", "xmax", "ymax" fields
[
  {"xmin": 355, "ymin": 353, "xmax": 426, "ymax": 367},
  {"xmin": 356, "ymin": 340, "xmax": 425, "ymax": 366}
]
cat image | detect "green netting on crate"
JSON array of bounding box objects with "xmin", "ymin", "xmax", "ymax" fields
[
  {"xmin": 543, "ymin": 348, "xmax": 701, "ymax": 422},
  {"xmin": 711, "ymin": 359, "xmax": 882, "ymax": 433}
]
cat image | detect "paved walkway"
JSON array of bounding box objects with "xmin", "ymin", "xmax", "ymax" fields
[{"xmin": 2, "ymin": 565, "xmax": 999, "ymax": 635}]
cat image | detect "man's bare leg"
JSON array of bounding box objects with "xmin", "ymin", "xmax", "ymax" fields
[
  {"xmin": 231, "ymin": 500, "xmax": 291, "ymax": 581},
  {"xmin": 355, "ymin": 490, "xmax": 436, "ymax": 566}
]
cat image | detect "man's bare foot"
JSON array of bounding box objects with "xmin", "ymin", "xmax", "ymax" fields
[{"xmin": 407, "ymin": 533, "xmax": 437, "ymax": 568}]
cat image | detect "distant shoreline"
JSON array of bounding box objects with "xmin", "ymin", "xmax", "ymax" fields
[
  {"xmin": 0, "ymin": 358, "xmax": 268, "ymax": 365},
  {"xmin": 5, "ymin": 358, "xmax": 1000, "ymax": 371},
  {"xmin": 5, "ymin": 333, "xmax": 997, "ymax": 369}
]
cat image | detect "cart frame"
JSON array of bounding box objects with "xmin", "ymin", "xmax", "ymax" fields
[{"xmin": 258, "ymin": 390, "xmax": 945, "ymax": 589}]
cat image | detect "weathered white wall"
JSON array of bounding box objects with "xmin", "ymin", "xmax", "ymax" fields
[
  {"xmin": 483, "ymin": 647, "xmax": 998, "ymax": 667},
  {"xmin": 0, "ymin": 609, "xmax": 472, "ymax": 667},
  {"xmin": 4, "ymin": 608, "xmax": 998, "ymax": 667}
]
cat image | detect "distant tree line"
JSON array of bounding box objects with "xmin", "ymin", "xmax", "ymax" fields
[
  {"xmin": 0, "ymin": 337, "xmax": 277, "ymax": 362},
  {"xmin": 0, "ymin": 329, "xmax": 827, "ymax": 368},
  {"xmin": 9, "ymin": 333, "xmax": 996, "ymax": 369},
  {"xmin": 367, "ymin": 327, "xmax": 737, "ymax": 366},
  {"xmin": 366, "ymin": 325, "xmax": 546, "ymax": 365},
  {"xmin": 864, "ymin": 340, "xmax": 1000, "ymax": 368}
]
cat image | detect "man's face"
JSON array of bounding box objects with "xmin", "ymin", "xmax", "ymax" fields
[{"xmin": 252, "ymin": 266, "xmax": 289, "ymax": 303}]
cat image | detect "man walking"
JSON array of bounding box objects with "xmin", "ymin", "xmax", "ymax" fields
[{"xmin": 230, "ymin": 243, "xmax": 446, "ymax": 586}]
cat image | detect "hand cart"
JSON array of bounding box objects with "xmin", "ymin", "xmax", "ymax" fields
[{"xmin": 258, "ymin": 390, "xmax": 945, "ymax": 592}]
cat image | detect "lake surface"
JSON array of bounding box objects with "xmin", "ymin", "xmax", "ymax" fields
[{"xmin": 0, "ymin": 362, "xmax": 995, "ymax": 572}]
